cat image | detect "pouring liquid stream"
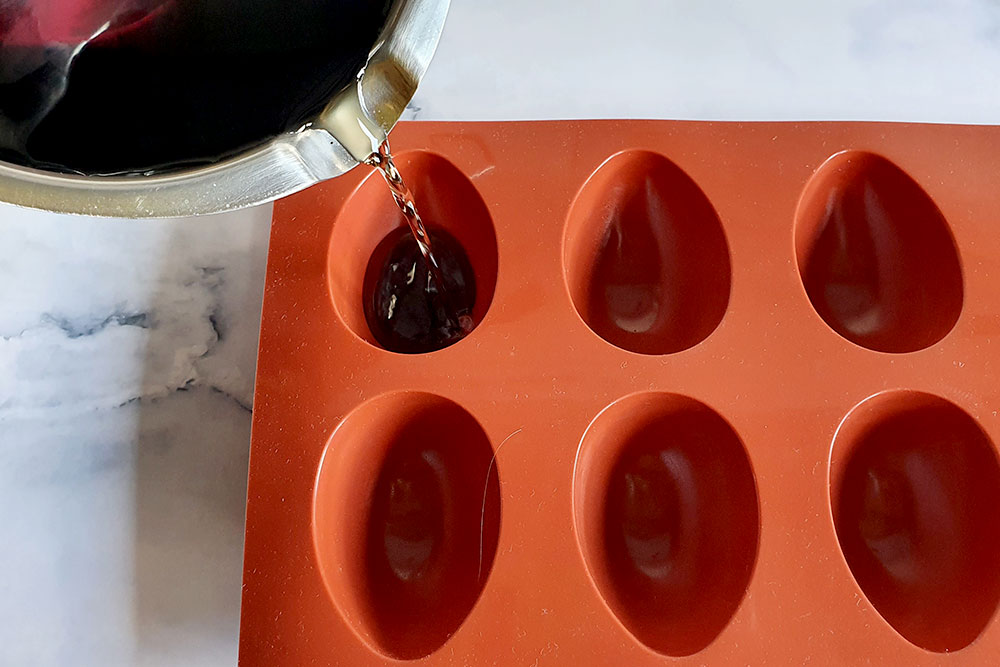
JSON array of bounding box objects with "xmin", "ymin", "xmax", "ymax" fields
[
  {"xmin": 365, "ymin": 141, "xmax": 457, "ymax": 320},
  {"xmin": 363, "ymin": 140, "xmax": 476, "ymax": 352},
  {"xmin": 319, "ymin": 86, "xmax": 478, "ymax": 352}
]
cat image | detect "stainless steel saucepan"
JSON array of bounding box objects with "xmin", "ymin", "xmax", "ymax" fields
[{"xmin": 0, "ymin": 0, "xmax": 449, "ymax": 217}]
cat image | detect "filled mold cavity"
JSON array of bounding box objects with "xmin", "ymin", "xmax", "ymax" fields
[
  {"xmin": 328, "ymin": 151, "xmax": 498, "ymax": 353},
  {"xmin": 795, "ymin": 151, "xmax": 963, "ymax": 353},
  {"xmin": 831, "ymin": 391, "xmax": 1000, "ymax": 652},
  {"xmin": 573, "ymin": 393, "xmax": 758, "ymax": 656},
  {"xmin": 563, "ymin": 150, "xmax": 731, "ymax": 355},
  {"xmin": 313, "ymin": 392, "xmax": 501, "ymax": 660}
]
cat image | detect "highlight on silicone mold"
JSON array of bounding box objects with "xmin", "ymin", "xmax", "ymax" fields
[
  {"xmin": 563, "ymin": 150, "xmax": 731, "ymax": 355},
  {"xmin": 795, "ymin": 151, "xmax": 963, "ymax": 353},
  {"xmin": 312, "ymin": 392, "xmax": 501, "ymax": 660},
  {"xmin": 573, "ymin": 393, "xmax": 758, "ymax": 655},
  {"xmin": 327, "ymin": 151, "xmax": 499, "ymax": 352},
  {"xmin": 830, "ymin": 391, "xmax": 1000, "ymax": 652}
]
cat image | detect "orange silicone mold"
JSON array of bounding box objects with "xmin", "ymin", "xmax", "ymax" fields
[{"xmin": 240, "ymin": 120, "xmax": 1000, "ymax": 665}]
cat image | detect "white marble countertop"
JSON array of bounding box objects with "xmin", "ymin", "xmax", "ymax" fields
[{"xmin": 2, "ymin": 1, "xmax": 999, "ymax": 665}]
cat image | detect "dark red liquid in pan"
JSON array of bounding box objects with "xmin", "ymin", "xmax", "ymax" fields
[
  {"xmin": 0, "ymin": 0, "xmax": 392, "ymax": 174},
  {"xmin": 363, "ymin": 226, "xmax": 477, "ymax": 354}
]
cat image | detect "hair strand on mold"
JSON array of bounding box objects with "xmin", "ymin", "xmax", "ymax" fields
[{"xmin": 479, "ymin": 428, "xmax": 521, "ymax": 581}]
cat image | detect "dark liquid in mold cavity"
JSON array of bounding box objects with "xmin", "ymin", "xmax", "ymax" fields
[
  {"xmin": 0, "ymin": 0, "xmax": 392, "ymax": 174},
  {"xmin": 363, "ymin": 225, "xmax": 477, "ymax": 354},
  {"xmin": 362, "ymin": 140, "xmax": 477, "ymax": 353}
]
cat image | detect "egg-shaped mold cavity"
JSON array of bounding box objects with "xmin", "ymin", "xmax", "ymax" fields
[
  {"xmin": 328, "ymin": 151, "xmax": 498, "ymax": 353},
  {"xmin": 795, "ymin": 151, "xmax": 963, "ymax": 353},
  {"xmin": 563, "ymin": 150, "xmax": 731, "ymax": 355},
  {"xmin": 831, "ymin": 391, "xmax": 1000, "ymax": 651},
  {"xmin": 313, "ymin": 392, "xmax": 501, "ymax": 659},
  {"xmin": 573, "ymin": 393, "xmax": 759, "ymax": 655}
]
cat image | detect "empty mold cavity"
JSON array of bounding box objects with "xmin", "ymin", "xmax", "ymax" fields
[
  {"xmin": 795, "ymin": 151, "xmax": 963, "ymax": 353},
  {"xmin": 831, "ymin": 391, "xmax": 1000, "ymax": 651},
  {"xmin": 563, "ymin": 150, "xmax": 731, "ymax": 355},
  {"xmin": 313, "ymin": 392, "xmax": 501, "ymax": 659},
  {"xmin": 328, "ymin": 151, "xmax": 498, "ymax": 352},
  {"xmin": 573, "ymin": 393, "xmax": 758, "ymax": 655}
]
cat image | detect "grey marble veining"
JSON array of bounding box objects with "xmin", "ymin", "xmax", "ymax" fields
[
  {"xmin": 3, "ymin": 1, "xmax": 1000, "ymax": 665},
  {"xmin": 0, "ymin": 208, "xmax": 269, "ymax": 666}
]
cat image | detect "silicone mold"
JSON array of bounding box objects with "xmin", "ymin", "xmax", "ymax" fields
[{"xmin": 240, "ymin": 121, "xmax": 1000, "ymax": 665}]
